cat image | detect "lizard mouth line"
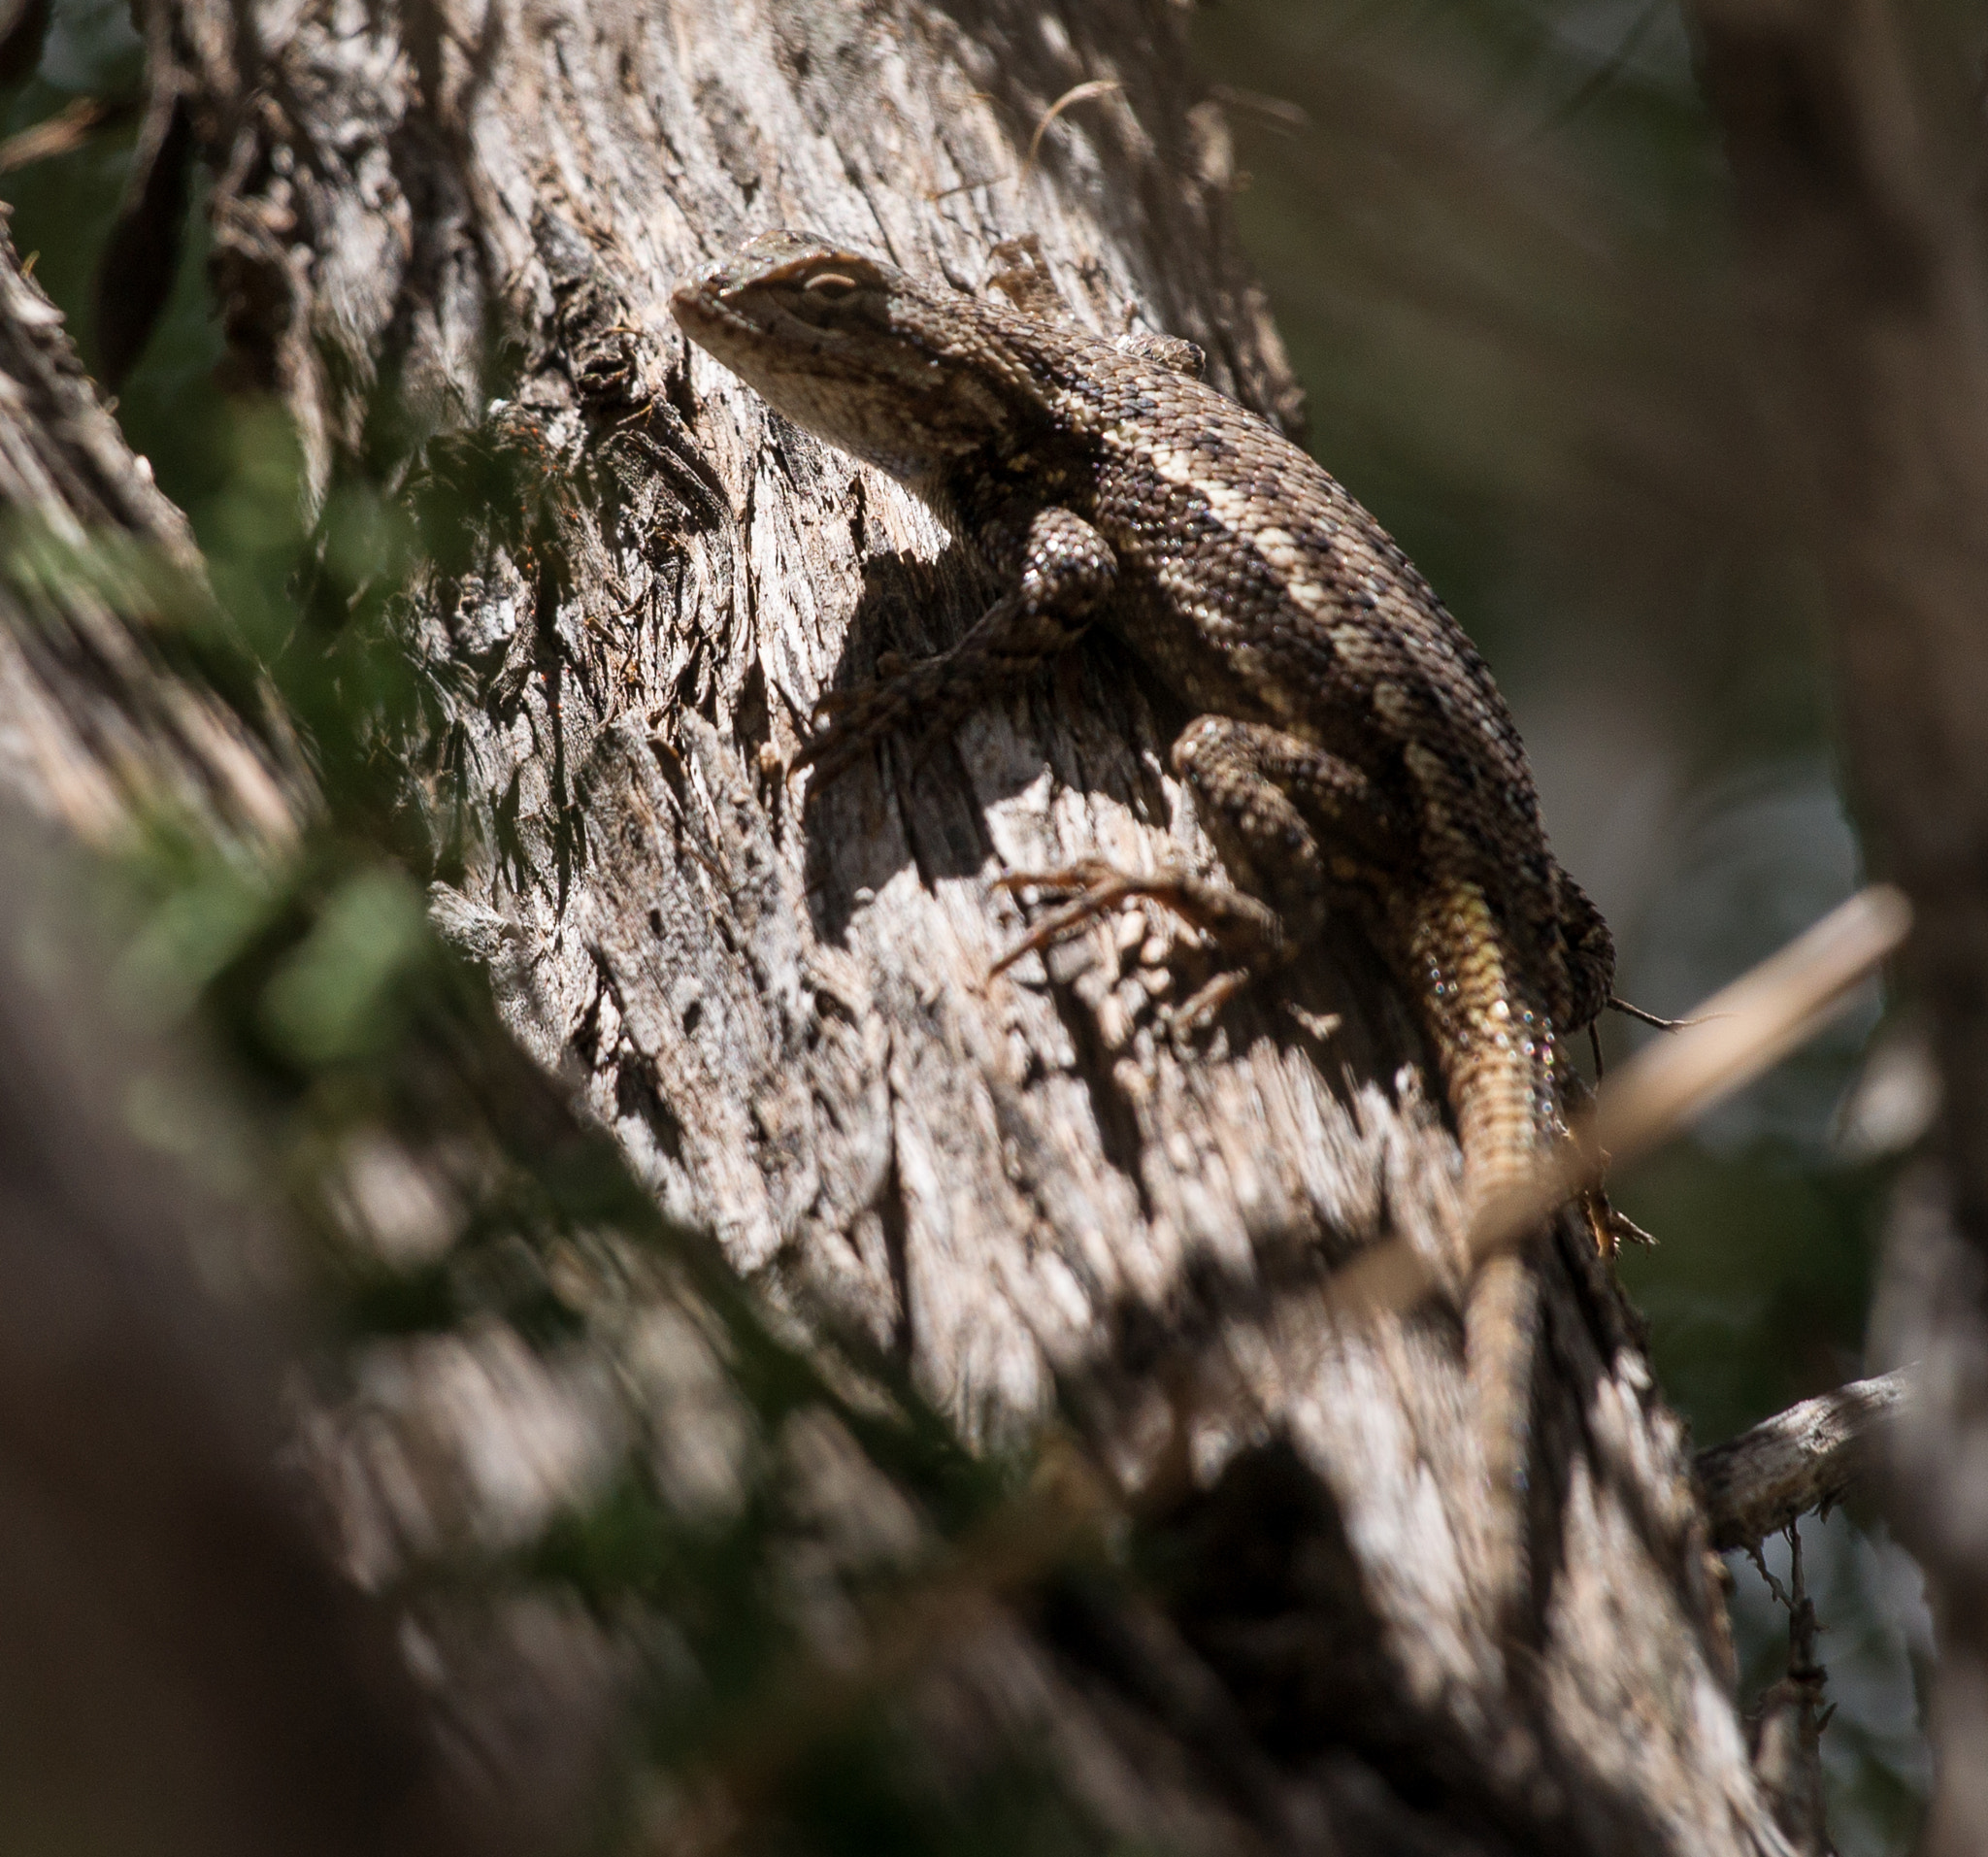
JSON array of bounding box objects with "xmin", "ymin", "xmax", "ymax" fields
[
  {"xmin": 668, "ymin": 286, "xmax": 752, "ymax": 335},
  {"xmin": 670, "ymin": 289, "xmax": 852, "ymax": 365}
]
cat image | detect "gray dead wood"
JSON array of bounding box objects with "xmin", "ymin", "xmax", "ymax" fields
[
  {"xmin": 0, "ymin": 0, "xmax": 1806, "ymax": 1849},
  {"xmin": 0, "ymin": 141, "xmax": 1334, "ymax": 1857},
  {"xmin": 1694, "ymin": 1369, "xmax": 1911, "ymax": 1554}
]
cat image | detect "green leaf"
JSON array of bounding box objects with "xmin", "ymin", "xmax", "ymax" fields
[{"xmin": 257, "ymin": 866, "xmax": 430, "ymax": 1066}]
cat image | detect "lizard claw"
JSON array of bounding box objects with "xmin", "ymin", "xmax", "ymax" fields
[
  {"xmin": 989, "ymin": 860, "xmax": 1151, "ymax": 976},
  {"xmin": 788, "ymin": 679, "xmax": 914, "ymax": 792},
  {"xmin": 786, "ymin": 727, "xmax": 865, "ymax": 793},
  {"xmin": 1580, "ymin": 1189, "xmax": 1652, "ymax": 1255},
  {"xmin": 1164, "ymin": 968, "xmax": 1254, "ymax": 1038},
  {"xmin": 991, "ymin": 860, "xmax": 1270, "ymax": 1042},
  {"xmin": 990, "ymin": 858, "xmax": 1284, "ymax": 978}
]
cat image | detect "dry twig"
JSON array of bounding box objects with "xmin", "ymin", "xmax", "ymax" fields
[{"xmin": 1329, "ymin": 884, "xmax": 1912, "ymax": 1318}]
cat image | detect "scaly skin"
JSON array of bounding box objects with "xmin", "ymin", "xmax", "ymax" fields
[{"xmin": 671, "ymin": 229, "xmax": 1615, "ymax": 1629}]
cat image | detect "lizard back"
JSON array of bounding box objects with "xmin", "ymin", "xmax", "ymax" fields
[{"xmin": 672, "ymin": 233, "xmax": 1614, "ymax": 1175}]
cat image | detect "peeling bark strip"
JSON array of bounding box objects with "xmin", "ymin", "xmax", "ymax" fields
[
  {"xmin": 0, "ymin": 213, "xmax": 293, "ymax": 844},
  {"xmin": 141, "ymin": 2, "xmax": 1790, "ymax": 1849}
]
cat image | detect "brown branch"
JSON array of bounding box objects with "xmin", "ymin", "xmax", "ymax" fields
[
  {"xmin": 1688, "ymin": 3, "xmax": 1988, "ymax": 1850},
  {"xmin": 1744, "ymin": 1524, "xmax": 1833, "ymax": 1857},
  {"xmin": 0, "ymin": 94, "xmax": 139, "ymax": 173}
]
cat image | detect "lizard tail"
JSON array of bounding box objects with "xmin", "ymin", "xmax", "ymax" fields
[{"xmin": 1398, "ymin": 874, "xmax": 1565, "ymax": 1645}]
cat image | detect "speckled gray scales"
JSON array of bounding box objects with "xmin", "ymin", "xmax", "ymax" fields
[{"xmin": 670, "ymin": 231, "xmax": 1614, "ymax": 1213}]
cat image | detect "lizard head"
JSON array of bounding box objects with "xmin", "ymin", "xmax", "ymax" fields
[{"xmin": 671, "ymin": 230, "xmax": 1043, "ymax": 490}]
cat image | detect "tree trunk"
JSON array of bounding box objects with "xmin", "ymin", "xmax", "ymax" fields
[
  {"xmin": 1691, "ymin": 4, "xmax": 1988, "ymax": 1852},
  {"xmin": 0, "ymin": 210, "xmax": 500, "ymax": 1857},
  {"xmin": 0, "ymin": 1, "xmax": 1801, "ymax": 1851}
]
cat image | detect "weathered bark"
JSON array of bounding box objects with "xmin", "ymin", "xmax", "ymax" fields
[
  {"xmin": 1694, "ymin": 1369, "xmax": 1911, "ymax": 1556},
  {"xmin": 0, "ymin": 233, "xmax": 492, "ymax": 1857},
  {"xmin": 0, "ymin": 1, "xmax": 1806, "ymax": 1851},
  {"xmin": 0, "ymin": 213, "xmax": 292, "ymax": 844},
  {"xmin": 0, "ymin": 177, "xmax": 1343, "ymax": 1857},
  {"xmin": 1689, "ymin": 3, "xmax": 1988, "ymax": 1853}
]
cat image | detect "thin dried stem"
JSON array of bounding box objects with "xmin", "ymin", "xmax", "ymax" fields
[
  {"xmin": 1329, "ymin": 883, "xmax": 1913, "ymax": 1316},
  {"xmin": 1020, "ymin": 80, "xmax": 1123, "ymax": 189}
]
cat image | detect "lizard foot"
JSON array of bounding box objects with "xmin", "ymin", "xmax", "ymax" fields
[
  {"xmin": 1578, "ymin": 1185, "xmax": 1652, "ymax": 1256},
  {"xmin": 990, "ymin": 858, "xmax": 1282, "ymax": 985}
]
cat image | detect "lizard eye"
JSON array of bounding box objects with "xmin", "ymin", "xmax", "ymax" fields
[{"xmin": 803, "ymin": 271, "xmax": 859, "ymax": 298}]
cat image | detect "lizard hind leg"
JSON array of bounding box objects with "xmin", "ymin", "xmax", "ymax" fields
[
  {"xmin": 990, "ymin": 717, "xmax": 1406, "ymax": 1025},
  {"xmin": 989, "ymin": 857, "xmax": 1284, "ymax": 1029},
  {"xmin": 1554, "ymin": 865, "xmax": 1617, "ymax": 1034},
  {"xmin": 1169, "ymin": 715, "xmax": 1410, "ymax": 932}
]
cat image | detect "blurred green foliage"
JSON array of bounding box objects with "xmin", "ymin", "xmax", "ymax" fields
[
  {"xmin": 3, "ymin": 0, "xmax": 231, "ymax": 514},
  {"xmin": 3, "ymin": 11, "xmax": 1110, "ymax": 1849},
  {"xmin": 4, "ymin": 349, "xmax": 1096, "ymax": 1855},
  {"xmin": 0, "ymin": 0, "xmax": 1934, "ymax": 1849}
]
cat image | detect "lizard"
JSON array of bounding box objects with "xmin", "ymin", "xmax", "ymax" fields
[{"xmin": 670, "ymin": 227, "xmax": 1618, "ymax": 1626}]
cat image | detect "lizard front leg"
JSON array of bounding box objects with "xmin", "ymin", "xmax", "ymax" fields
[{"xmin": 793, "ymin": 505, "xmax": 1115, "ymax": 787}]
